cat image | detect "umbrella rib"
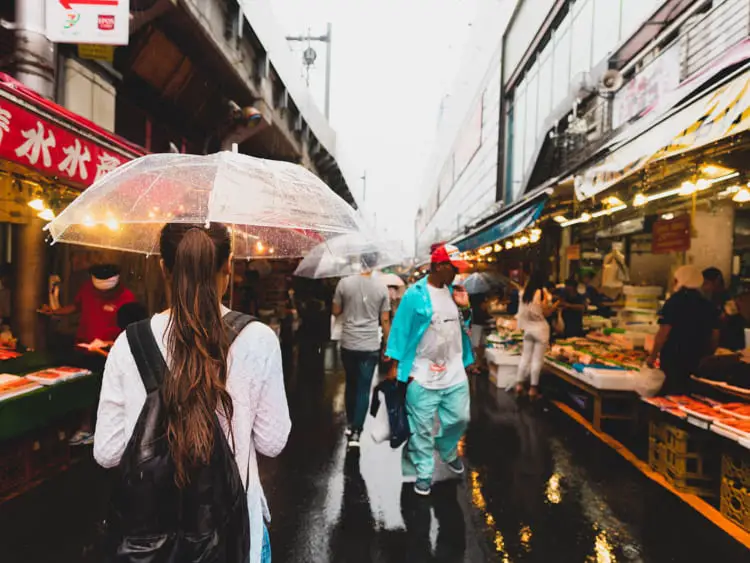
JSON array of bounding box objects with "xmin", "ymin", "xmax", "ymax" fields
[{"xmin": 126, "ymin": 170, "xmax": 166, "ymax": 220}]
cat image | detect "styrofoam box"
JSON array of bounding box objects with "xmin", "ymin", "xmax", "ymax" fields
[
  {"xmin": 485, "ymin": 348, "xmax": 521, "ymax": 366},
  {"xmin": 623, "ymin": 286, "xmax": 663, "ymax": 296},
  {"xmin": 490, "ymin": 364, "xmax": 518, "ymax": 389}
]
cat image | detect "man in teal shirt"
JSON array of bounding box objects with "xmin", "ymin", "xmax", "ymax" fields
[{"xmin": 386, "ymin": 244, "xmax": 474, "ymax": 495}]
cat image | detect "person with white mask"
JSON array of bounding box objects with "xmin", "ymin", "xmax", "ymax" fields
[{"xmin": 39, "ymin": 263, "xmax": 136, "ymax": 444}]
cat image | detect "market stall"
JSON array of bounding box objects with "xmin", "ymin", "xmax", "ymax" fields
[
  {"xmin": 0, "ymin": 74, "xmax": 144, "ymax": 502},
  {"xmin": 0, "ymin": 351, "xmax": 100, "ymax": 500}
]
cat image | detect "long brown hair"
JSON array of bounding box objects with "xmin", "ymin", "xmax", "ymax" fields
[{"xmin": 159, "ymin": 222, "xmax": 232, "ymax": 487}]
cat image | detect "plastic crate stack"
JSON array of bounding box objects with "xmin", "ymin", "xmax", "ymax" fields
[
  {"xmin": 721, "ymin": 452, "xmax": 750, "ymax": 532},
  {"xmin": 649, "ymin": 420, "xmax": 716, "ymax": 497}
]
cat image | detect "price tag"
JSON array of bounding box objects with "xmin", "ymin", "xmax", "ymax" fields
[{"xmin": 687, "ymin": 416, "xmax": 710, "ymax": 430}]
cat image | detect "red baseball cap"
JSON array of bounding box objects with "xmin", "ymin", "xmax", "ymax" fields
[{"xmin": 431, "ymin": 244, "xmax": 470, "ymax": 272}]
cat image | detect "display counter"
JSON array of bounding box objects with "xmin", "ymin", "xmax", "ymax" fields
[{"xmin": 0, "ymin": 351, "xmax": 101, "ymax": 500}]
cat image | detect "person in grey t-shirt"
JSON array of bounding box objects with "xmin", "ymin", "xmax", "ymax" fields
[{"xmin": 333, "ymin": 255, "xmax": 391, "ymax": 447}]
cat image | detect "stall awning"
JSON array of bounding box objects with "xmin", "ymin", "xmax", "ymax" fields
[
  {"xmin": 576, "ymin": 61, "xmax": 750, "ymax": 201},
  {"xmin": 0, "ymin": 73, "xmax": 146, "ymax": 188},
  {"xmin": 452, "ymin": 188, "xmax": 550, "ymax": 251}
]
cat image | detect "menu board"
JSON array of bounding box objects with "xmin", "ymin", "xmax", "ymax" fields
[{"xmin": 652, "ymin": 215, "xmax": 691, "ymax": 254}]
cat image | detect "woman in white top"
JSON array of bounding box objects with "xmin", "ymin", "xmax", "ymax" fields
[
  {"xmin": 93, "ymin": 222, "xmax": 291, "ymax": 563},
  {"xmin": 515, "ymin": 271, "xmax": 557, "ymax": 400}
]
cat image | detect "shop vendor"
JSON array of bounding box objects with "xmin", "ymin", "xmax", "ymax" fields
[
  {"xmin": 40, "ymin": 264, "xmax": 136, "ymax": 346},
  {"xmin": 38, "ymin": 264, "xmax": 135, "ymax": 445}
]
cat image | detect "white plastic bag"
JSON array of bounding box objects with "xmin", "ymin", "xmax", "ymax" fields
[
  {"xmin": 370, "ymin": 391, "xmax": 390, "ymax": 444},
  {"xmin": 634, "ymin": 366, "xmax": 666, "ymax": 397}
]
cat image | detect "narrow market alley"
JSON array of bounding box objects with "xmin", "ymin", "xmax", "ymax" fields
[{"xmin": 2, "ymin": 347, "xmax": 747, "ymax": 563}]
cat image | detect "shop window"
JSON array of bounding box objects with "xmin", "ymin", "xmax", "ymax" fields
[
  {"xmin": 524, "ymin": 70, "xmax": 539, "ymax": 174},
  {"xmin": 592, "ymin": 0, "xmax": 621, "ymax": 64},
  {"xmin": 512, "ymin": 84, "xmax": 527, "ymax": 202},
  {"xmin": 570, "ymin": 0, "xmax": 594, "ymax": 81},
  {"xmin": 620, "ymin": 0, "xmax": 659, "ymax": 42},
  {"xmin": 552, "ymin": 15, "xmax": 572, "ymax": 111},
  {"xmin": 537, "ymin": 46, "xmax": 553, "ymax": 133}
]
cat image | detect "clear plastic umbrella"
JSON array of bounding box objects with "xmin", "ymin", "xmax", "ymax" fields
[
  {"xmin": 293, "ymin": 233, "xmax": 406, "ymax": 278},
  {"xmin": 463, "ymin": 272, "xmax": 519, "ymax": 295},
  {"xmin": 46, "ymin": 151, "xmax": 370, "ymax": 258},
  {"xmin": 377, "ymin": 273, "xmax": 405, "ymax": 287}
]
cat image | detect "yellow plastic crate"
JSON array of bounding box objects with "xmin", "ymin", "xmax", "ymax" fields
[
  {"xmin": 722, "ymin": 452, "xmax": 750, "ymax": 489},
  {"xmin": 648, "ymin": 438, "xmax": 667, "ymax": 473},
  {"xmin": 720, "ymin": 478, "xmax": 750, "ymax": 532}
]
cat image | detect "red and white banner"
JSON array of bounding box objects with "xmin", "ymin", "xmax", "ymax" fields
[{"xmin": 0, "ymin": 74, "xmax": 143, "ymax": 187}]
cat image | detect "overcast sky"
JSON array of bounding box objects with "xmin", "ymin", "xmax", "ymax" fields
[{"xmin": 269, "ymin": 0, "xmax": 481, "ymax": 247}]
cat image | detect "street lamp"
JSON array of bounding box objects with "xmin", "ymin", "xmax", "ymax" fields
[{"xmin": 286, "ymin": 23, "xmax": 333, "ymax": 119}]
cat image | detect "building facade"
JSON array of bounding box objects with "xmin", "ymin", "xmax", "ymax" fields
[{"xmin": 417, "ymin": 0, "xmax": 750, "ymax": 284}]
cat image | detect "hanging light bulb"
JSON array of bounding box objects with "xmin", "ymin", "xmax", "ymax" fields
[
  {"xmin": 28, "ymin": 199, "xmax": 45, "ymax": 211},
  {"xmin": 269, "ymin": 247, "xmax": 275, "ymax": 255},
  {"xmin": 505, "ymin": 241, "xmax": 513, "ymax": 250},
  {"xmin": 256, "ymin": 240, "xmax": 265, "ymax": 253},
  {"xmin": 633, "ymin": 193, "xmax": 647, "ymax": 207},
  {"xmin": 679, "ymin": 181, "xmax": 697, "ymax": 196},
  {"xmin": 733, "ymin": 187, "xmax": 750, "ymax": 203},
  {"xmin": 553, "ymin": 215, "xmax": 568, "ymax": 224},
  {"xmin": 82, "ymin": 215, "xmax": 95, "ymax": 227},
  {"xmin": 105, "ymin": 217, "xmax": 119, "ymax": 231},
  {"xmin": 493, "ymin": 243, "xmax": 502, "ymax": 253},
  {"xmin": 37, "ymin": 208, "xmax": 55, "ymax": 221}
]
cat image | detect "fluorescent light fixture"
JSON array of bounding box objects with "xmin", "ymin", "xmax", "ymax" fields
[
  {"xmin": 591, "ymin": 204, "xmax": 627, "ymax": 218},
  {"xmin": 633, "ymin": 193, "xmax": 647, "ymax": 207},
  {"xmin": 560, "ymin": 212, "xmax": 593, "ymax": 228},
  {"xmin": 661, "ymin": 213, "xmax": 675, "ymax": 220},
  {"xmin": 553, "ymin": 215, "xmax": 568, "ymax": 224}
]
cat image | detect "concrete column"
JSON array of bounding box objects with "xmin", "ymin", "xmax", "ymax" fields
[
  {"xmin": 13, "ymin": 216, "xmax": 47, "ymax": 350},
  {"xmin": 15, "ymin": 0, "xmax": 56, "ymax": 99}
]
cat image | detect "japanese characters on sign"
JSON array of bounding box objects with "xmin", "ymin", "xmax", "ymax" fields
[
  {"xmin": 652, "ymin": 215, "xmax": 691, "ymax": 254},
  {"xmin": 45, "ymin": 0, "xmax": 130, "ymax": 46},
  {"xmin": 0, "ymin": 98, "xmax": 124, "ymax": 186}
]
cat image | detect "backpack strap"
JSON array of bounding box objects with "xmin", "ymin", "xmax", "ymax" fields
[
  {"xmin": 126, "ymin": 319, "xmax": 167, "ymax": 393},
  {"xmin": 223, "ymin": 311, "xmax": 256, "ymax": 345}
]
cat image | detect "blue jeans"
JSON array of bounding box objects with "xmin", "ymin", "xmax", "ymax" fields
[
  {"xmin": 403, "ymin": 379, "xmax": 470, "ymax": 481},
  {"xmin": 261, "ymin": 524, "xmax": 271, "ymax": 563},
  {"xmin": 341, "ymin": 348, "xmax": 379, "ymax": 432}
]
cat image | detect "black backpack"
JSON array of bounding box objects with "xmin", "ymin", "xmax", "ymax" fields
[{"xmin": 104, "ymin": 311, "xmax": 255, "ymax": 563}]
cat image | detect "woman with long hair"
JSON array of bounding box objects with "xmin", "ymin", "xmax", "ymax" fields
[
  {"xmin": 515, "ymin": 270, "xmax": 557, "ymax": 400},
  {"xmin": 94, "ymin": 223, "xmax": 291, "ymax": 563}
]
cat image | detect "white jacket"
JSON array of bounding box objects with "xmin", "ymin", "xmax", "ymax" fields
[{"xmin": 94, "ymin": 307, "xmax": 291, "ymax": 563}]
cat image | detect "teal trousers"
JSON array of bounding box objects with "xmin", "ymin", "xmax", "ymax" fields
[{"xmin": 403, "ymin": 379, "xmax": 470, "ymax": 480}]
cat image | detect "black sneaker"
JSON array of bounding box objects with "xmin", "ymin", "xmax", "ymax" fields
[
  {"xmin": 447, "ymin": 458, "xmax": 465, "ymax": 475},
  {"xmin": 348, "ymin": 430, "xmax": 361, "ymax": 448}
]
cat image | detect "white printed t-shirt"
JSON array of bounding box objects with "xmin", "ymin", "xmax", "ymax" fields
[{"xmin": 409, "ymin": 283, "xmax": 467, "ymax": 390}]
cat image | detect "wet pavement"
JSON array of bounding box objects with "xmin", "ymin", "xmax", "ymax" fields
[{"xmin": 2, "ymin": 344, "xmax": 749, "ymax": 562}]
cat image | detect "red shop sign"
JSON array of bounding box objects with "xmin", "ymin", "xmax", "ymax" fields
[
  {"xmin": 652, "ymin": 214, "xmax": 691, "ymax": 254},
  {"xmin": 0, "ymin": 74, "xmax": 143, "ymax": 187}
]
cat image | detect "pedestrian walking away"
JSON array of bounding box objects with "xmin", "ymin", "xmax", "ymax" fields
[
  {"xmin": 93, "ymin": 222, "xmax": 291, "ymax": 563},
  {"xmin": 333, "ymin": 252, "xmax": 391, "ymax": 447},
  {"xmin": 385, "ymin": 244, "xmax": 474, "ymax": 496},
  {"xmin": 515, "ymin": 271, "xmax": 557, "ymax": 401}
]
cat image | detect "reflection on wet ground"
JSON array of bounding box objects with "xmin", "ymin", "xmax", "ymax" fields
[
  {"xmin": 1, "ymin": 344, "xmax": 748, "ymax": 562},
  {"xmin": 264, "ymin": 347, "xmax": 749, "ymax": 562}
]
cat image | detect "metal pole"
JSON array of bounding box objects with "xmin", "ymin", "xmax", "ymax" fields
[
  {"xmin": 324, "ymin": 22, "xmax": 332, "ymax": 119},
  {"xmin": 14, "ymin": 0, "xmax": 55, "ymax": 98}
]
